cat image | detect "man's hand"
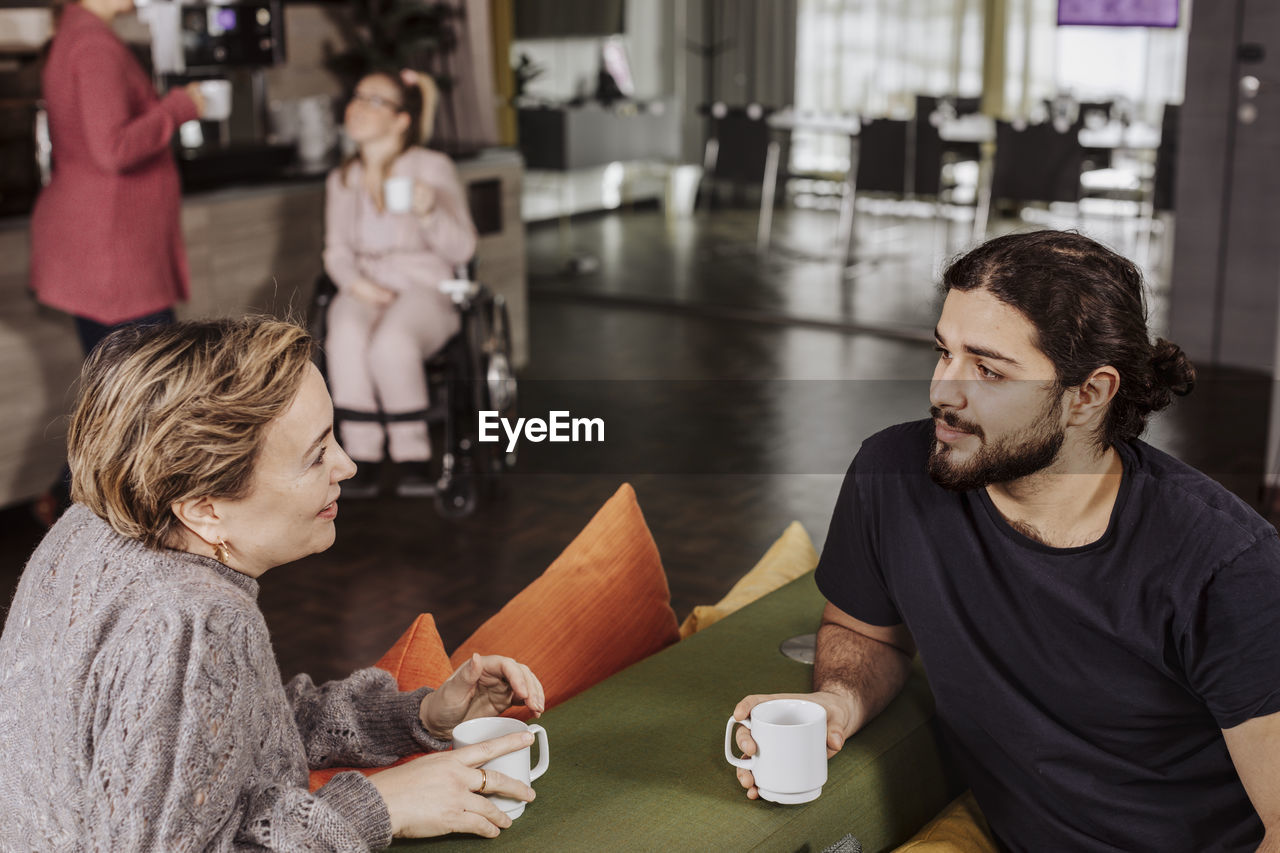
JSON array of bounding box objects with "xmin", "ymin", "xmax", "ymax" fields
[
  {"xmin": 729, "ymin": 603, "xmax": 914, "ymax": 800},
  {"xmin": 730, "ymin": 690, "xmax": 859, "ymax": 799},
  {"xmin": 419, "ymin": 653, "xmax": 546, "ymax": 739}
]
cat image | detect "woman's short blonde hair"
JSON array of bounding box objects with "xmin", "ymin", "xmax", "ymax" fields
[{"xmin": 68, "ymin": 317, "xmax": 314, "ymax": 549}]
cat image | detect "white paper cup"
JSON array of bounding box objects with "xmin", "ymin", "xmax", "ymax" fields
[
  {"xmin": 452, "ymin": 717, "xmax": 550, "ymax": 819},
  {"xmin": 384, "ymin": 176, "xmax": 413, "ymax": 213},
  {"xmin": 725, "ymin": 699, "xmax": 827, "ymax": 804},
  {"xmin": 199, "ymin": 79, "xmax": 232, "ymax": 121}
]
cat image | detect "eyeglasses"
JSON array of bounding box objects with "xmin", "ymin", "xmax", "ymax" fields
[{"xmin": 351, "ymin": 91, "xmax": 403, "ymax": 112}]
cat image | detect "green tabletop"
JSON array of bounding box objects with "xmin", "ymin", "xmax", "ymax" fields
[{"xmin": 397, "ymin": 573, "xmax": 963, "ymax": 852}]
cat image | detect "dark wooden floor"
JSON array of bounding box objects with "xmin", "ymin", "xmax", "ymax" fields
[{"xmin": 0, "ymin": 206, "xmax": 1271, "ymax": 685}]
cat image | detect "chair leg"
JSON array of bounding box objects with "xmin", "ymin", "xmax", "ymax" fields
[
  {"xmin": 758, "ymin": 140, "xmax": 780, "ymax": 252},
  {"xmin": 971, "ymin": 140, "xmax": 995, "ymax": 243},
  {"xmin": 835, "ymin": 171, "xmax": 857, "ymax": 265},
  {"xmin": 834, "ymin": 132, "xmax": 863, "ymax": 265},
  {"xmin": 934, "ymin": 159, "xmax": 950, "ymax": 222},
  {"xmin": 1136, "ymin": 186, "xmax": 1157, "ymax": 270},
  {"xmin": 701, "ymin": 138, "xmax": 719, "ymax": 212}
]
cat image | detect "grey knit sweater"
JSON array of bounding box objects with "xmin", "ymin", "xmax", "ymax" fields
[{"xmin": 0, "ymin": 505, "xmax": 450, "ymax": 851}]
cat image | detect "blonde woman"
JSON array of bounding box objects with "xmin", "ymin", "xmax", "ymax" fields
[
  {"xmin": 323, "ymin": 69, "xmax": 477, "ymax": 498},
  {"xmin": 0, "ymin": 318, "xmax": 544, "ymax": 850}
]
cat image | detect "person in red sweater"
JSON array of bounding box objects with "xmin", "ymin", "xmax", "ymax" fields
[
  {"xmin": 31, "ymin": 0, "xmax": 206, "ymax": 354},
  {"xmin": 30, "ymin": 0, "xmax": 207, "ymax": 525}
]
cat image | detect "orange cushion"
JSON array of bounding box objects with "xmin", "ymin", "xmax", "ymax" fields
[
  {"xmin": 374, "ymin": 612, "xmax": 455, "ymax": 691},
  {"xmin": 308, "ymin": 613, "xmax": 453, "ymax": 791},
  {"xmin": 308, "ymin": 484, "xmax": 679, "ymax": 790},
  {"xmin": 450, "ymin": 482, "xmax": 680, "ymax": 717}
]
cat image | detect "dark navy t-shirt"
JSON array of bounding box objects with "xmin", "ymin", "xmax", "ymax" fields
[{"xmin": 815, "ymin": 419, "xmax": 1280, "ymax": 852}]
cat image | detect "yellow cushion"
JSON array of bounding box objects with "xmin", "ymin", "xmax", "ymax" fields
[
  {"xmin": 893, "ymin": 791, "xmax": 998, "ymax": 853},
  {"xmin": 679, "ymin": 520, "xmax": 818, "ymax": 638}
]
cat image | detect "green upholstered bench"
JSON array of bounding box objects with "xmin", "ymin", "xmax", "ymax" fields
[{"xmin": 397, "ymin": 573, "xmax": 964, "ymax": 852}]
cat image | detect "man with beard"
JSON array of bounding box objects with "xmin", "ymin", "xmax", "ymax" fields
[{"xmin": 731, "ymin": 231, "xmax": 1280, "ymax": 852}]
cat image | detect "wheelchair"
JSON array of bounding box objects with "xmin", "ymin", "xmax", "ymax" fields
[{"xmin": 308, "ymin": 265, "xmax": 518, "ymax": 518}]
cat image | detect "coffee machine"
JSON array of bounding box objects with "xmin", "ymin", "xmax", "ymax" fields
[
  {"xmin": 0, "ymin": 45, "xmax": 46, "ymax": 216},
  {"xmin": 140, "ymin": 0, "xmax": 293, "ymax": 187}
]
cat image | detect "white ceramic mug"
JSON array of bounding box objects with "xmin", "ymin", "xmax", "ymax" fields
[
  {"xmin": 452, "ymin": 717, "xmax": 550, "ymax": 819},
  {"xmin": 199, "ymin": 79, "xmax": 232, "ymax": 121},
  {"xmin": 178, "ymin": 120, "xmax": 204, "ymax": 149},
  {"xmin": 384, "ymin": 176, "xmax": 414, "ymax": 213},
  {"xmin": 724, "ymin": 698, "xmax": 827, "ymax": 804}
]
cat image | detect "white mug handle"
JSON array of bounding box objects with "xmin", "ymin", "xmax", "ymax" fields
[
  {"xmin": 527, "ymin": 723, "xmax": 550, "ymax": 782},
  {"xmin": 724, "ymin": 716, "xmax": 755, "ymax": 770}
]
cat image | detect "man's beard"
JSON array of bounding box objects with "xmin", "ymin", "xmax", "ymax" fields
[{"xmin": 927, "ymin": 398, "xmax": 1065, "ymax": 492}]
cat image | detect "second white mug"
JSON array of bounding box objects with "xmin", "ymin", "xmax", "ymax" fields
[
  {"xmin": 725, "ymin": 698, "xmax": 827, "ymax": 804},
  {"xmin": 383, "ymin": 176, "xmax": 413, "ymax": 213},
  {"xmin": 452, "ymin": 716, "xmax": 550, "ymax": 819},
  {"xmin": 198, "ymin": 79, "xmax": 232, "ymax": 122}
]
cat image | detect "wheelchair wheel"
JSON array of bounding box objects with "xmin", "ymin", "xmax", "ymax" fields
[
  {"xmin": 476, "ymin": 295, "xmax": 518, "ymax": 475},
  {"xmin": 308, "ymin": 273, "xmax": 339, "ymax": 376},
  {"xmin": 427, "ymin": 281, "xmax": 518, "ymax": 519},
  {"xmin": 434, "ymin": 449, "xmax": 478, "ymax": 519}
]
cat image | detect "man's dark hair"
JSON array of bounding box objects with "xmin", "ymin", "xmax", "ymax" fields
[{"xmin": 942, "ymin": 230, "xmax": 1195, "ymax": 447}]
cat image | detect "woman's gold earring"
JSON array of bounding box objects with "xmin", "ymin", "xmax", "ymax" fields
[{"xmin": 214, "ymin": 540, "xmax": 231, "ymax": 564}]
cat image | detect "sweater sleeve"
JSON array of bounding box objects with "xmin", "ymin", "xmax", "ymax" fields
[
  {"xmin": 358, "ymin": 155, "xmax": 478, "ymax": 293},
  {"xmin": 286, "ymin": 668, "xmax": 451, "ymax": 769},
  {"xmin": 323, "ymin": 169, "xmax": 365, "ymax": 293},
  {"xmin": 85, "ymin": 601, "xmax": 392, "ymax": 852},
  {"xmin": 72, "ymin": 34, "xmax": 197, "ymax": 174},
  {"xmin": 413, "ymin": 157, "xmax": 478, "ymax": 267}
]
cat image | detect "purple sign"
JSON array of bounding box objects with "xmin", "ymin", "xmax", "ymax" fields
[
  {"xmin": 1058, "ymin": 0, "xmax": 1179, "ymax": 27},
  {"xmin": 215, "ymin": 8, "xmax": 238, "ymax": 32}
]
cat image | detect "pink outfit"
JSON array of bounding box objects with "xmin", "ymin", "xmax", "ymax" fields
[
  {"xmin": 323, "ymin": 147, "xmax": 477, "ymax": 462},
  {"xmin": 30, "ymin": 3, "xmax": 198, "ymax": 325}
]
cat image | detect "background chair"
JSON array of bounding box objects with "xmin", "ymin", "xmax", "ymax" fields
[
  {"xmin": 1128, "ymin": 102, "xmax": 1180, "ymax": 266},
  {"xmin": 977, "ymin": 120, "xmax": 1085, "ymax": 236},
  {"xmin": 698, "ymin": 102, "xmax": 781, "ymax": 249},
  {"xmin": 916, "ymin": 94, "xmax": 982, "ymax": 201},
  {"xmin": 991, "ymin": 121, "xmax": 1085, "ymax": 206},
  {"xmin": 1153, "ymin": 103, "xmax": 1179, "ymax": 214},
  {"xmin": 852, "ymin": 118, "xmax": 911, "ymax": 196}
]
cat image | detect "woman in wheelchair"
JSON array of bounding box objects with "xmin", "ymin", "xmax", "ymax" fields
[{"xmin": 323, "ymin": 68, "xmax": 477, "ymax": 498}]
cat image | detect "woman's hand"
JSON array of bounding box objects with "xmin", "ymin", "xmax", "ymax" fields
[
  {"xmin": 369, "ymin": 731, "xmax": 535, "ymax": 838},
  {"xmin": 419, "ymin": 653, "xmax": 546, "ymax": 738},
  {"xmin": 350, "ymin": 277, "xmax": 397, "ymax": 307},
  {"xmin": 412, "ymin": 181, "xmax": 437, "ymax": 218},
  {"xmin": 184, "ymin": 82, "xmax": 207, "ymax": 118}
]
